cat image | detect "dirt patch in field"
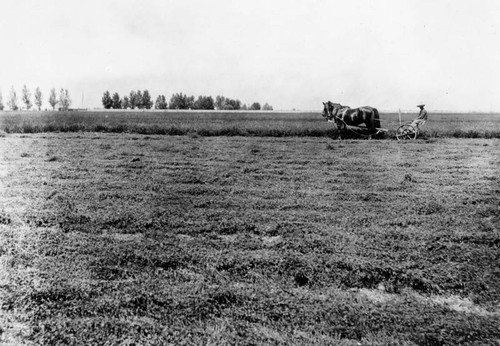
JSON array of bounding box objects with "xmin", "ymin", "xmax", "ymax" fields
[
  {"xmin": 427, "ymin": 295, "xmax": 499, "ymax": 316},
  {"xmin": 359, "ymin": 288, "xmax": 499, "ymax": 317}
]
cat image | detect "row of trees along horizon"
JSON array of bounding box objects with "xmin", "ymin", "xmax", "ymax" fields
[
  {"xmin": 0, "ymin": 86, "xmax": 273, "ymax": 111},
  {"xmin": 0, "ymin": 86, "xmax": 71, "ymax": 111},
  {"xmin": 102, "ymin": 90, "xmax": 273, "ymax": 111}
]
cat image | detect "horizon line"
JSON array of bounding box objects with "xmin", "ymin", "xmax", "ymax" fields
[{"xmin": 2, "ymin": 108, "xmax": 500, "ymax": 114}]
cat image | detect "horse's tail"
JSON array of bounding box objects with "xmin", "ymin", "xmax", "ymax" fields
[{"xmin": 372, "ymin": 108, "xmax": 381, "ymax": 129}]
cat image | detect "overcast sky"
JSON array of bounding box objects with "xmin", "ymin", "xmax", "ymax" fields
[{"xmin": 0, "ymin": 0, "xmax": 499, "ymax": 111}]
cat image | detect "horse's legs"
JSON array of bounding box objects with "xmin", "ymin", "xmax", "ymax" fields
[
  {"xmin": 336, "ymin": 123, "xmax": 343, "ymax": 141},
  {"xmin": 366, "ymin": 112, "xmax": 374, "ymax": 140}
]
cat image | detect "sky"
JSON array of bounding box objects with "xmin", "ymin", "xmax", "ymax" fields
[{"xmin": 0, "ymin": 0, "xmax": 499, "ymax": 112}]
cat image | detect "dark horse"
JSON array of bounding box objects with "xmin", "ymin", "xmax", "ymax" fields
[{"xmin": 322, "ymin": 101, "xmax": 381, "ymax": 139}]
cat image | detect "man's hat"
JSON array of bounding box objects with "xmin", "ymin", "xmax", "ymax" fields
[{"xmin": 416, "ymin": 104, "xmax": 425, "ymax": 107}]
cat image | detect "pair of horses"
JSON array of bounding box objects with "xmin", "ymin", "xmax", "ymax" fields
[{"xmin": 322, "ymin": 101, "xmax": 381, "ymax": 139}]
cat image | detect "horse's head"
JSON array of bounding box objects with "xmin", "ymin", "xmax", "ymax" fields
[
  {"xmin": 323, "ymin": 101, "xmax": 350, "ymax": 121},
  {"xmin": 322, "ymin": 102, "xmax": 331, "ymax": 120},
  {"xmin": 322, "ymin": 101, "xmax": 337, "ymax": 121}
]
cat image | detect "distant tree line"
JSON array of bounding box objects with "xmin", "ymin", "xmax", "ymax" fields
[
  {"xmin": 101, "ymin": 90, "xmax": 273, "ymax": 111},
  {"xmin": 0, "ymin": 86, "xmax": 72, "ymax": 111},
  {"xmin": 0, "ymin": 86, "xmax": 273, "ymax": 112}
]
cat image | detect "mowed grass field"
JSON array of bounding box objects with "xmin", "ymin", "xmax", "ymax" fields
[
  {"xmin": 0, "ymin": 127, "xmax": 499, "ymax": 345},
  {"xmin": 1, "ymin": 110, "xmax": 500, "ymax": 138}
]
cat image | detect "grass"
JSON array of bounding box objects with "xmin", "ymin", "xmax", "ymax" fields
[
  {"xmin": 0, "ymin": 133, "xmax": 499, "ymax": 345},
  {"xmin": 1, "ymin": 110, "xmax": 500, "ymax": 138}
]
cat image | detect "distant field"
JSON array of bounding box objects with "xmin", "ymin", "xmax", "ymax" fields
[
  {"xmin": 1, "ymin": 133, "xmax": 499, "ymax": 344},
  {"xmin": 1, "ymin": 110, "xmax": 499, "ymax": 138}
]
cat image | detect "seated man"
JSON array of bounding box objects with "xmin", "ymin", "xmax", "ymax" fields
[{"xmin": 410, "ymin": 104, "xmax": 428, "ymax": 128}]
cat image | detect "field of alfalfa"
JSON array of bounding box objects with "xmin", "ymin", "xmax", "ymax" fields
[
  {"xmin": 0, "ymin": 111, "xmax": 499, "ymax": 345},
  {"xmin": 1, "ymin": 110, "xmax": 500, "ymax": 138}
]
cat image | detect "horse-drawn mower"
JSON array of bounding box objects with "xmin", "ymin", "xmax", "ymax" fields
[{"xmin": 322, "ymin": 102, "xmax": 425, "ymax": 140}]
